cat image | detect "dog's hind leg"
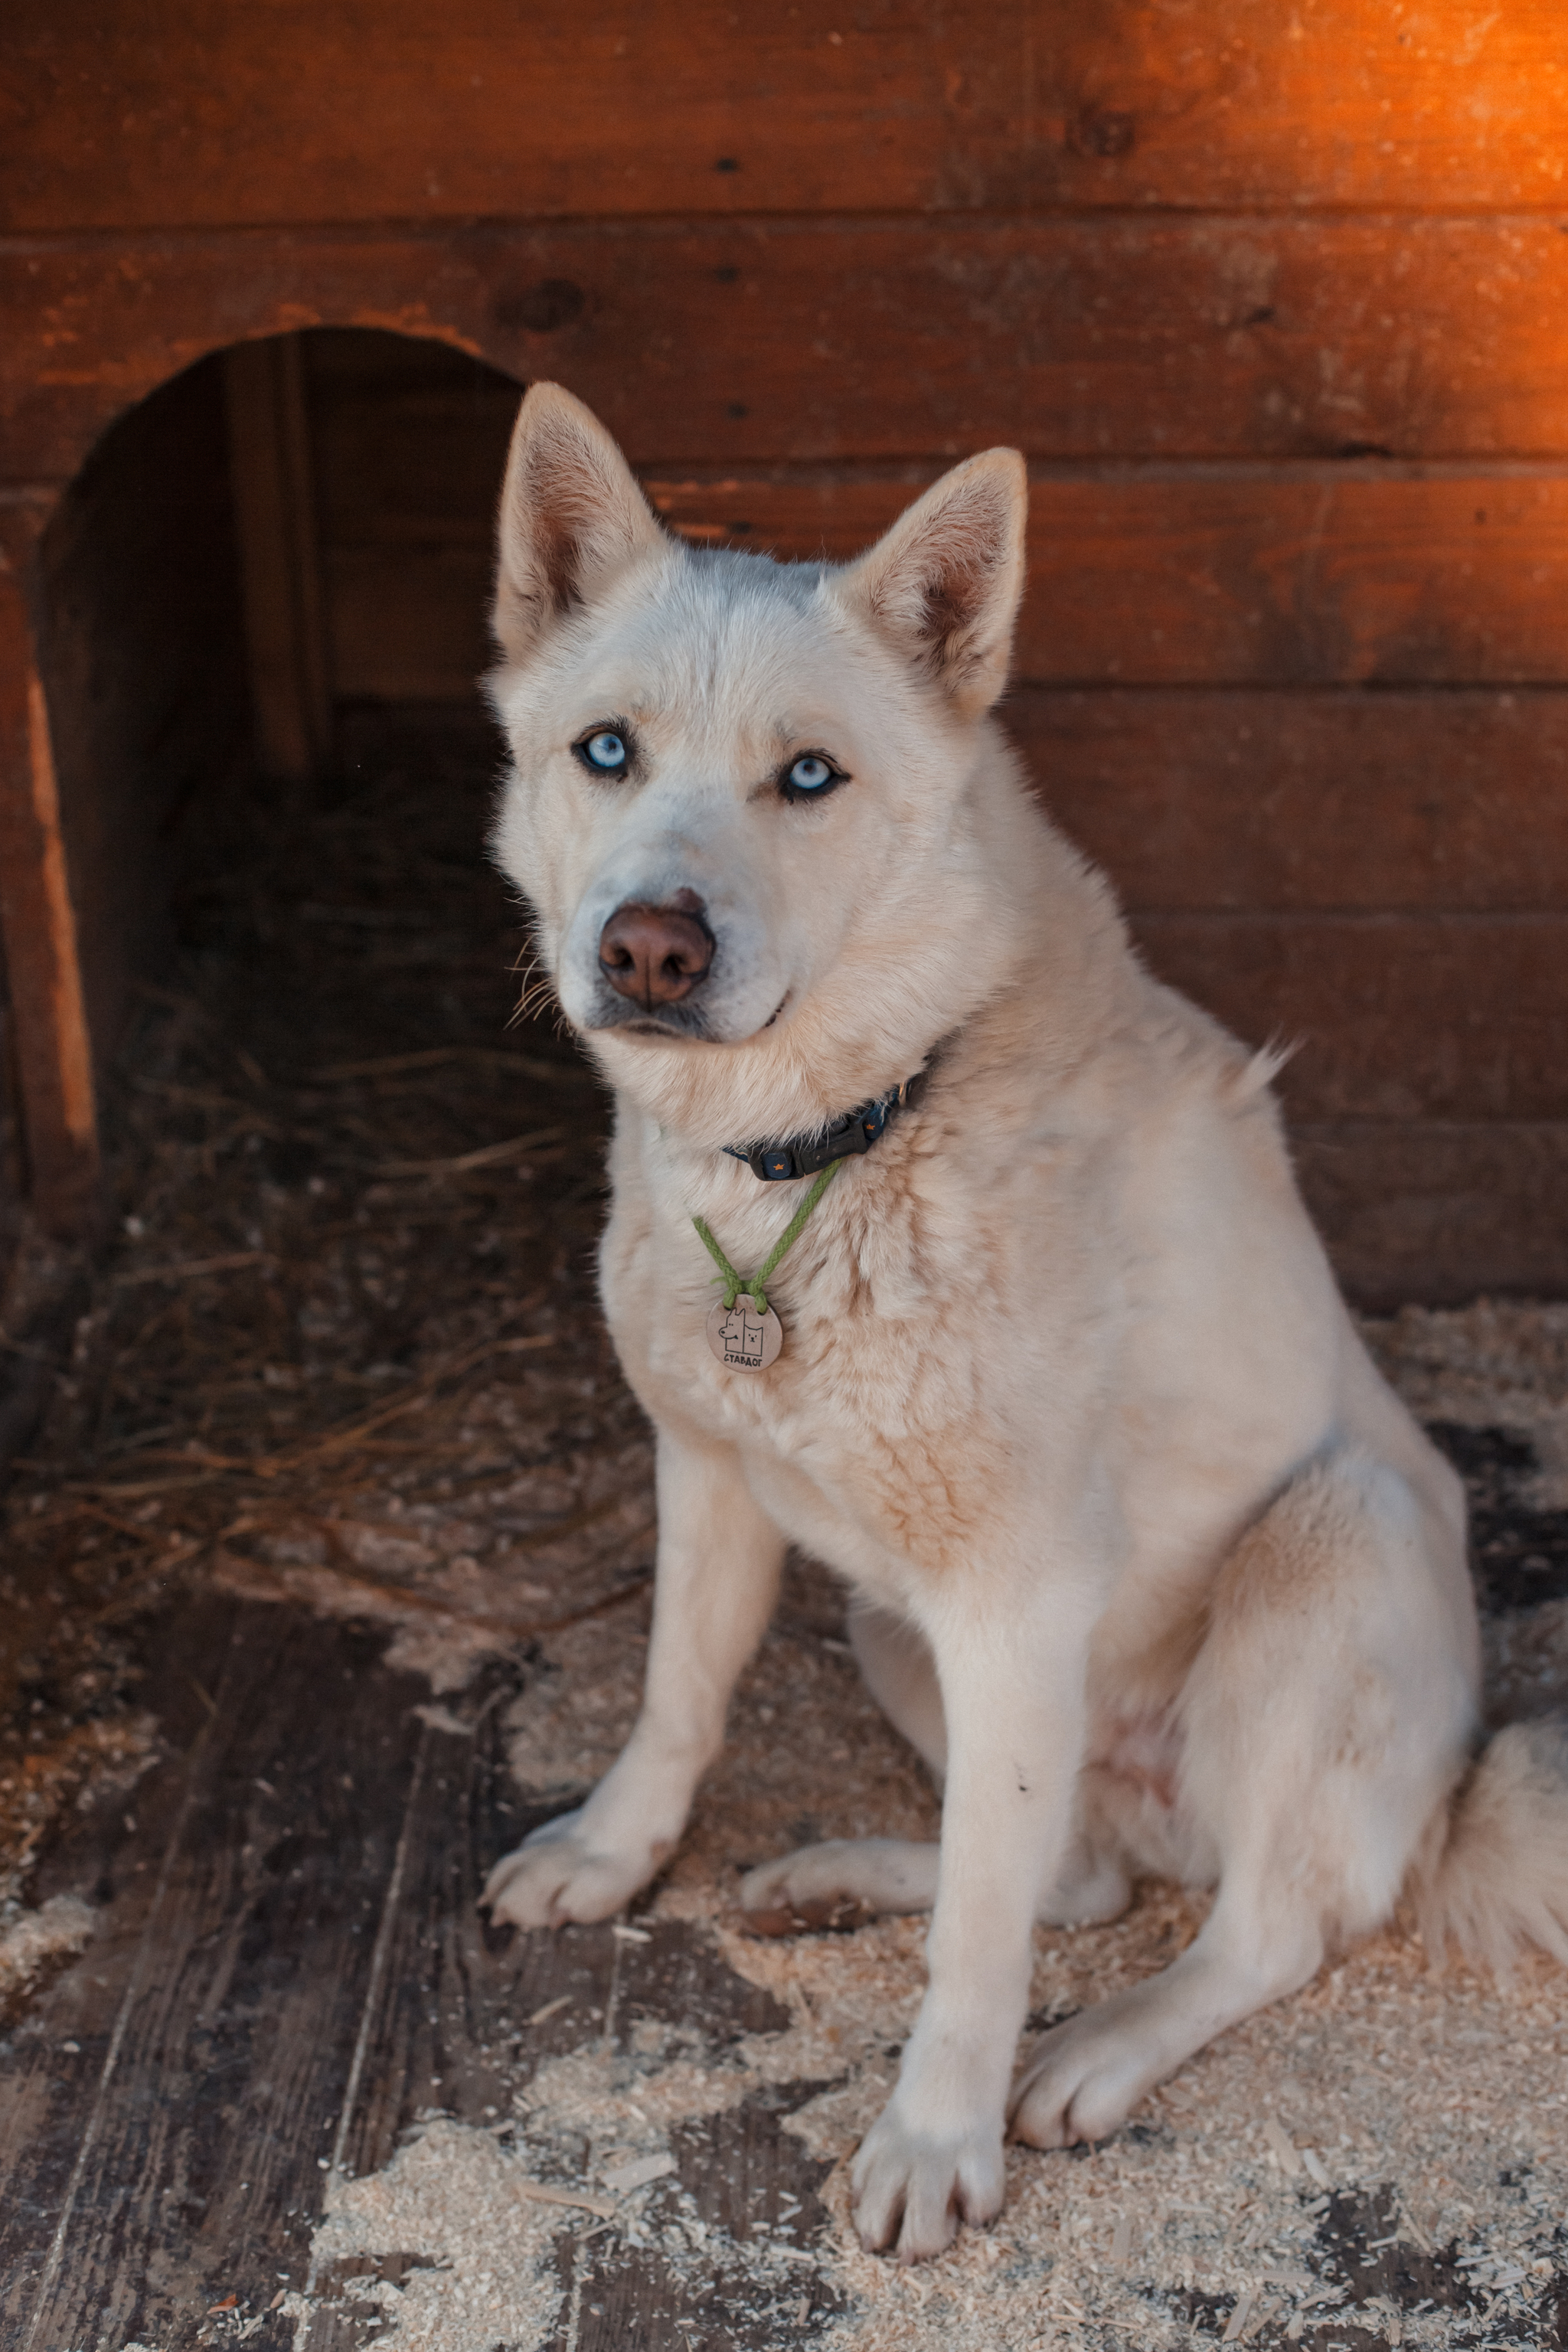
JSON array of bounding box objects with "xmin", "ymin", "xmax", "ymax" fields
[
  {"xmin": 742, "ymin": 1601, "xmax": 1129, "ymax": 1933},
  {"xmin": 1010, "ymin": 1448, "xmax": 1475, "ymax": 2150},
  {"xmin": 850, "ymin": 1598, "xmax": 949, "ymax": 1777},
  {"xmin": 741, "ymin": 1836, "xmax": 940, "ymax": 1933},
  {"xmin": 741, "ymin": 1823, "xmax": 1129, "ymax": 1935},
  {"xmin": 740, "ymin": 1603, "xmax": 940, "ymax": 1931}
]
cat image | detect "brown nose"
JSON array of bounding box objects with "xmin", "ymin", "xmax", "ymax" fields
[{"xmin": 598, "ymin": 893, "xmax": 714, "ymax": 1010}]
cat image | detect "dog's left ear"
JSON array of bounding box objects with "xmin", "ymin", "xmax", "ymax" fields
[{"xmin": 837, "ymin": 449, "xmax": 1027, "ymax": 717}]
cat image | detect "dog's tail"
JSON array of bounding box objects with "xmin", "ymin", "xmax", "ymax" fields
[{"xmin": 1413, "ymin": 1713, "xmax": 1568, "ymax": 1975}]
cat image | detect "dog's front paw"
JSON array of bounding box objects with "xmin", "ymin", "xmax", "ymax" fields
[
  {"xmin": 851, "ymin": 2094, "xmax": 1006, "ymax": 2262},
  {"xmin": 481, "ymin": 1808, "xmax": 666, "ymax": 1929}
]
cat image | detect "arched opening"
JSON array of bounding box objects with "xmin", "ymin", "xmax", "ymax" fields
[
  {"xmin": 1, "ymin": 328, "xmax": 603, "ymax": 1461},
  {"xmin": 31, "ymin": 328, "xmax": 524, "ymax": 1110}
]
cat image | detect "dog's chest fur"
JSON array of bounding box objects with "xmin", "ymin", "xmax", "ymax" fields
[
  {"xmin": 602, "ymin": 1109, "xmax": 1015, "ymax": 1597},
  {"xmin": 596, "ymin": 984, "xmax": 1345, "ymax": 1623}
]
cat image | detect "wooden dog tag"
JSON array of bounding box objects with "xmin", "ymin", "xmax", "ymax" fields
[{"xmin": 706, "ymin": 1294, "xmax": 783, "ymax": 1372}]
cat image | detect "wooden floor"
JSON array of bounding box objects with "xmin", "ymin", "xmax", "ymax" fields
[{"xmin": 0, "ymin": 1589, "xmax": 844, "ymax": 2350}]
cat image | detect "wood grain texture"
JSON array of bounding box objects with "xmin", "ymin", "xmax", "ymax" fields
[
  {"xmin": 1132, "ymin": 911, "xmax": 1568, "ymax": 1123},
  {"xmin": 224, "ymin": 339, "xmax": 332, "ymax": 781},
  {"xmin": 1296, "ymin": 1122, "xmax": 1568, "ymax": 1308},
  {"xmin": 0, "ymin": 1591, "xmax": 832, "ymax": 2351},
  {"xmin": 318, "ymin": 463, "xmax": 1568, "ymax": 696},
  {"xmin": 15, "ymin": 212, "xmax": 1568, "ymax": 488},
  {"xmin": 6, "ymin": 0, "xmax": 1568, "ymax": 230},
  {"xmin": 1008, "ymin": 688, "xmax": 1568, "ymax": 913},
  {"xmin": 0, "ymin": 495, "xmax": 100, "ymax": 1236},
  {"xmin": 0, "ymin": 1598, "xmax": 431, "ymax": 2347},
  {"xmin": 341, "ymin": 216, "xmax": 1568, "ymax": 468},
  {"xmin": 0, "ymin": 0, "xmax": 1025, "ymax": 234},
  {"xmin": 647, "ymin": 469, "xmax": 1568, "ymax": 688}
]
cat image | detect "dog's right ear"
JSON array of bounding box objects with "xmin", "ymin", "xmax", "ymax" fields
[{"xmin": 492, "ymin": 384, "xmax": 665, "ymax": 664}]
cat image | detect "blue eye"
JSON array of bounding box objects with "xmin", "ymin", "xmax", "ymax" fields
[
  {"xmin": 783, "ymin": 753, "xmax": 839, "ymax": 797},
  {"xmin": 578, "ymin": 728, "xmax": 629, "ymax": 773}
]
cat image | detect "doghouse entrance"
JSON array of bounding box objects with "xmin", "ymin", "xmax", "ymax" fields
[{"xmin": 11, "ymin": 328, "xmax": 523, "ymax": 1237}]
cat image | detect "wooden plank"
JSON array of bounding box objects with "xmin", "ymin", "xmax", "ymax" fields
[
  {"xmin": 0, "ymin": 1584, "xmax": 834, "ymax": 2350},
  {"xmin": 224, "ymin": 338, "xmax": 332, "ymax": 780},
  {"xmin": 1132, "ymin": 911, "xmax": 1568, "ymax": 1124},
  {"xmin": 319, "ymin": 468, "xmax": 1568, "ymax": 697},
  {"xmin": 0, "ymin": 1597, "xmax": 433, "ymax": 2347},
  {"xmin": 5, "ymin": 0, "xmax": 1568, "ymax": 230},
  {"xmin": 0, "ymin": 498, "xmax": 100, "ymax": 1238},
  {"xmin": 0, "ymin": 0, "xmax": 1027, "ymax": 233},
  {"xmin": 1031, "ymin": 0, "xmax": 1568, "ymax": 213},
  {"xmin": 312, "ymin": 218, "xmax": 1568, "ymax": 478},
  {"xmin": 1008, "ymin": 688, "xmax": 1568, "ymax": 914},
  {"xmin": 645, "ymin": 469, "xmax": 1568, "ymax": 688},
  {"xmin": 1296, "ymin": 1121, "xmax": 1568, "ymax": 1308},
  {"xmin": 18, "ymin": 213, "xmax": 1568, "ymax": 490}
]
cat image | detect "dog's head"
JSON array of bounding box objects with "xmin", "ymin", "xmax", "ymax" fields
[{"xmin": 486, "ymin": 385, "xmax": 1031, "ymax": 1144}]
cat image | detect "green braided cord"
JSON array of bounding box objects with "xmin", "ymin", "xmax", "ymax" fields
[
  {"xmin": 691, "ymin": 1158, "xmax": 841, "ymax": 1314},
  {"xmin": 691, "ymin": 1211, "xmax": 744, "ymax": 1305}
]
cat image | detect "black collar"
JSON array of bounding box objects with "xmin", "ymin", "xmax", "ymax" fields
[{"xmin": 725, "ymin": 1069, "xmax": 927, "ymax": 1183}]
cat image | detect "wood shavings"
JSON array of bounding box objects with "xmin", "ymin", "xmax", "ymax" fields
[
  {"xmin": 600, "ymin": 2151, "xmax": 678, "ymax": 2193},
  {"xmin": 1262, "ymin": 2115, "xmax": 1302, "ymax": 2175},
  {"xmin": 302, "ymin": 2119, "xmax": 569, "ymax": 2350},
  {"xmin": 0, "ymin": 1892, "xmax": 96, "ymax": 2014},
  {"xmin": 512, "ymin": 2175, "xmax": 618, "ymax": 2217}
]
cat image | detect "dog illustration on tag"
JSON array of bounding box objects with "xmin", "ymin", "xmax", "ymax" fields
[{"xmin": 705, "ymin": 1294, "xmax": 783, "ymax": 1371}]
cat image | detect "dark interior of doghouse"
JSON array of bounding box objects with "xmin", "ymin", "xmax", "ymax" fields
[{"xmin": 30, "ymin": 328, "xmax": 523, "ymax": 1089}]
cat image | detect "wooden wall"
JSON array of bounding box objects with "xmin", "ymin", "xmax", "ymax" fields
[
  {"xmin": 305, "ymin": 332, "xmax": 516, "ymax": 705},
  {"xmin": 3, "ymin": 1, "xmax": 1568, "ymax": 1300}
]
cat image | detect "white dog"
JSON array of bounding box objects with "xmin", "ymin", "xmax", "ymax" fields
[{"xmin": 480, "ymin": 384, "xmax": 1568, "ymax": 2260}]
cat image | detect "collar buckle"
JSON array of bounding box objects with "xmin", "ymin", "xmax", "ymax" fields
[{"xmin": 731, "ymin": 1068, "xmax": 925, "ymax": 1183}]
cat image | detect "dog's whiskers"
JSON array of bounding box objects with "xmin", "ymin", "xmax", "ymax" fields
[{"xmin": 508, "ymin": 939, "xmax": 560, "ymax": 1028}]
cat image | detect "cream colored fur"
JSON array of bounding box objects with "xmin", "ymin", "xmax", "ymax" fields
[{"xmin": 480, "ymin": 384, "xmax": 1568, "ymax": 2261}]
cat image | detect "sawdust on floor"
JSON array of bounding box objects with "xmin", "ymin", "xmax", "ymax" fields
[{"xmin": 234, "ymin": 1295, "xmax": 1568, "ymax": 2352}]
